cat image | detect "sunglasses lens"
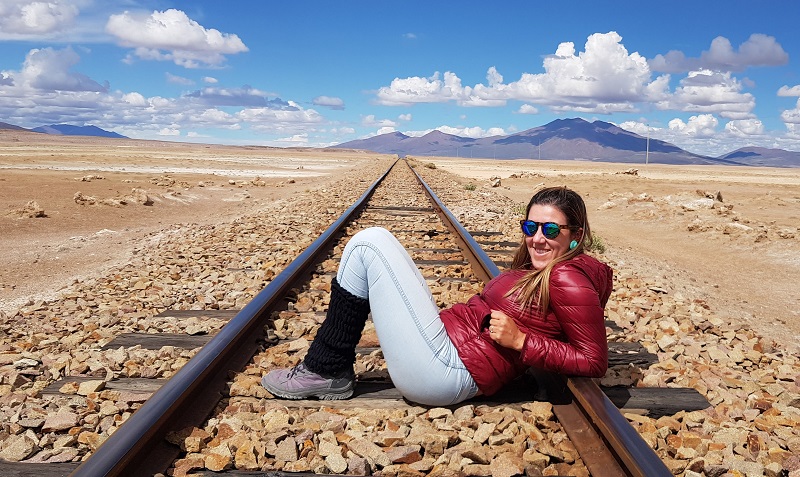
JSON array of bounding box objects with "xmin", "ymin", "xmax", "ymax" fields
[
  {"xmin": 521, "ymin": 221, "xmax": 536, "ymax": 236},
  {"xmin": 542, "ymin": 223, "xmax": 561, "ymax": 239}
]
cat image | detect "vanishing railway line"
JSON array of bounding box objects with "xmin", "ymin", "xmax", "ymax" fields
[{"xmin": 10, "ymin": 160, "xmax": 697, "ymax": 476}]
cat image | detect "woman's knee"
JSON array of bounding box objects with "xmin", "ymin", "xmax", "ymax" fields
[
  {"xmin": 345, "ymin": 227, "xmax": 405, "ymax": 265},
  {"xmin": 351, "ymin": 226, "xmax": 393, "ymax": 245}
]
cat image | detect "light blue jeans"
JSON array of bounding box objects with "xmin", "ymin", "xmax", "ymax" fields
[{"xmin": 336, "ymin": 227, "xmax": 479, "ymax": 406}]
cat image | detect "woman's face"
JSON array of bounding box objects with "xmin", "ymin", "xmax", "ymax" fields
[{"xmin": 525, "ymin": 204, "xmax": 576, "ymax": 270}]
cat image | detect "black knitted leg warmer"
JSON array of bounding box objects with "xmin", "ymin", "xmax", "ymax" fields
[{"xmin": 304, "ymin": 277, "xmax": 370, "ymax": 375}]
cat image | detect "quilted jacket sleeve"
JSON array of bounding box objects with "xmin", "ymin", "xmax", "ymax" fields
[{"xmin": 518, "ymin": 261, "xmax": 610, "ymax": 377}]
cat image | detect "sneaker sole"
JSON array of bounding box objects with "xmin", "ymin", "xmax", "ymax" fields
[{"xmin": 261, "ymin": 377, "xmax": 354, "ymax": 401}]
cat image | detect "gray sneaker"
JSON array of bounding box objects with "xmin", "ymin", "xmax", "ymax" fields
[{"xmin": 261, "ymin": 362, "xmax": 354, "ymax": 400}]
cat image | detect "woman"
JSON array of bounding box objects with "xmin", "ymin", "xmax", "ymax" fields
[{"xmin": 261, "ymin": 186, "xmax": 613, "ymax": 406}]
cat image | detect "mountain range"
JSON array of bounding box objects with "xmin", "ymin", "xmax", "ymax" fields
[
  {"xmin": 0, "ymin": 122, "xmax": 127, "ymax": 139},
  {"xmin": 333, "ymin": 118, "xmax": 800, "ymax": 168},
  {"xmin": 2, "ymin": 119, "xmax": 799, "ymax": 167},
  {"xmin": 717, "ymin": 146, "xmax": 800, "ymax": 168}
]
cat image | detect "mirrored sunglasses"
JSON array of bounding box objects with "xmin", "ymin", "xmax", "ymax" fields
[{"xmin": 520, "ymin": 220, "xmax": 575, "ymax": 239}]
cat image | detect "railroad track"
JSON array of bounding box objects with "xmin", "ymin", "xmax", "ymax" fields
[{"xmin": 5, "ymin": 159, "xmax": 708, "ymax": 476}]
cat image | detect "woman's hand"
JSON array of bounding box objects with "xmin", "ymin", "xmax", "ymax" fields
[{"xmin": 488, "ymin": 310, "xmax": 526, "ymax": 351}]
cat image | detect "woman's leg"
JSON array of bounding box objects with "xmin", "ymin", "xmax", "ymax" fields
[
  {"xmin": 336, "ymin": 227, "xmax": 478, "ymax": 406},
  {"xmin": 260, "ymin": 274, "xmax": 365, "ymax": 400}
]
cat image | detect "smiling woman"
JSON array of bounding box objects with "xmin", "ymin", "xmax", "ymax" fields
[
  {"xmin": 511, "ymin": 187, "xmax": 593, "ymax": 309},
  {"xmin": 261, "ymin": 185, "xmax": 614, "ymax": 405}
]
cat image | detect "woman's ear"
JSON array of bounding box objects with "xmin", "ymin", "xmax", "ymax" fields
[{"xmin": 572, "ymin": 228, "xmax": 584, "ymax": 248}]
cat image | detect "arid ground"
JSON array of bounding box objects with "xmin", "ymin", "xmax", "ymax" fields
[
  {"xmin": 0, "ymin": 132, "xmax": 375, "ymax": 312},
  {"xmin": 1, "ymin": 131, "xmax": 799, "ymax": 352}
]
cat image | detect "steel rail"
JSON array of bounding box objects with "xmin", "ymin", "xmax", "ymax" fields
[
  {"xmin": 412, "ymin": 163, "xmax": 500, "ymax": 284},
  {"xmin": 69, "ymin": 161, "xmax": 396, "ymax": 477},
  {"xmin": 567, "ymin": 377, "xmax": 672, "ymax": 477},
  {"xmin": 409, "ymin": 163, "xmax": 671, "ymax": 477}
]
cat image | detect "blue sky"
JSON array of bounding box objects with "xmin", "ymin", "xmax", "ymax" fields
[{"xmin": 1, "ymin": 1, "xmax": 800, "ymax": 157}]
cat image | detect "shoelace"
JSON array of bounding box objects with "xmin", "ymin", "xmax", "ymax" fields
[{"xmin": 287, "ymin": 363, "xmax": 309, "ymax": 378}]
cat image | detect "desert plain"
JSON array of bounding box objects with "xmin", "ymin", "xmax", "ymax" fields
[
  {"xmin": 1, "ymin": 130, "xmax": 800, "ymax": 474},
  {"xmin": 2, "ymin": 130, "xmax": 798, "ymax": 350}
]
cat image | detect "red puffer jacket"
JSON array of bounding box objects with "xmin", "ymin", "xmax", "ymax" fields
[{"xmin": 440, "ymin": 253, "xmax": 613, "ymax": 396}]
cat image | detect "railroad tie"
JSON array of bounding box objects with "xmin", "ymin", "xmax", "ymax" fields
[{"xmin": 52, "ymin": 327, "xmax": 708, "ymax": 418}]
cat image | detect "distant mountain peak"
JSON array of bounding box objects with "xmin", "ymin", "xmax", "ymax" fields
[
  {"xmin": 0, "ymin": 121, "xmax": 27, "ymax": 131},
  {"xmin": 551, "ymin": 117, "xmax": 588, "ymax": 125},
  {"xmin": 30, "ymin": 124, "xmax": 127, "ymax": 139},
  {"xmin": 422, "ymin": 130, "xmax": 454, "ymax": 138},
  {"xmin": 332, "ymin": 117, "xmax": 771, "ymax": 166},
  {"xmin": 718, "ymin": 146, "xmax": 800, "ymax": 167}
]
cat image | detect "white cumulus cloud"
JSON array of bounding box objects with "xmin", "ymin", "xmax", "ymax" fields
[
  {"xmin": 504, "ymin": 32, "xmax": 659, "ymax": 107},
  {"xmin": 376, "ymin": 32, "xmax": 668, "ymax": 114},
  {"xmin": 778, "ymin": 85, "xmax": 800, "ymax": 97},
  {"xmin": 121, "ymin": 92, "xmax": 146, "ymax": 106},
  {"xmin": 158, "ymin": 127, "xmax": 180, "ymax": 136},
  {"xmin": 185, "ymin": 85, "xmax": 276, "ymax": 107},
  {"xmin": 650, "ymin": 34, "xmax": 788, "ymax": 73},
  {"xmin": 618, "ymin": 121, "xmax": 652, "ymax": 136},
  {"xmin": 375, "ymin": 71, "xmax": 464, "ymax": 106},
  {"xmin": 362, "ymin": 115, "xmax": 396, "ymax": 128},
  {"xmin": 236, "ymin": 104, "xmax": 323, "ymax": 134},
  {"xmin": 620, "ymin": 117, "xmax": 778, "ymax": 157},
  {"xmin": 0, "ymin": 0, "xmax": 79, "ymax": 37},
  {"xmin": 517, "ymin": 104, "xmax": 539, "ymax": 114},
  {"xmin": 166, "ymin": 73, "xmax": 194, "ymax": 85},
  {"xmin": 724, "ymin": 119, "xmax": 764, "ymax": 137},
  {"xmin": 312, "ymin": 95, "xmax": 345, "ymax": 110},
  {"xmin": 21, "ymin": 46, "xmax": 107, "ymax": 92},
  {"xmin": 0, "ymin": 46, "xmax": 327, "ymax": 140},
  {"xmin": 375, "ymin": 126, "xmax": 397, "ymax": 136},
  {"xmin": 658, "ymin": 69, "xmax": 755, "ymax": 120},
  {"xmin": 436, "ymin": 125, "xmax": 506, "ymax": 138},
  {"xmin": 105, "ymin": 9, "xmax": 248, "ymax": 68},
  {"xmin": 781, "ymin": 98, "xmax": 800, "ymax": 125},
  {"xmin": 373, "ymin": 31, "xmax": 785, "ymax": 123},
  {"xmin": 272, "ymin": 133, "xmax": 309, "ymax": 146},
  {"xmin": 669, "ymin": 114, "xmax": 719, "ymax": 137}
]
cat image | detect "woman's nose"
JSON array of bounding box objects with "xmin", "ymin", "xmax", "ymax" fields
[{"xmin": 528, "ymin": 230, "xmax": 546, "ymax": 242}]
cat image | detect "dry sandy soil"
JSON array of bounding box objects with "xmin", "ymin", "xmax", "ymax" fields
[
  {"xmin": 1, "ymin": 131, "xmax": 799, "ymax": 351},
  {"xmin": 0, "ymin": 131, "xmax": 376, "ymax": 312}
]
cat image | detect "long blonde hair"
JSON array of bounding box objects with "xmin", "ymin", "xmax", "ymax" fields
[{"xmin": 508, "ymin": 186, "xmax": 592, "ymax": 314}]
